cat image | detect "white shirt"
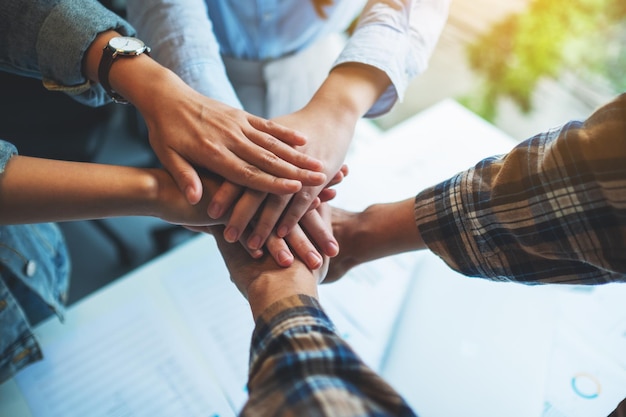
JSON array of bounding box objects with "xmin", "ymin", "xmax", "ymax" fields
[{"xmin": 126, "ymin": 0, "xmax": 450, "ymax": 117}]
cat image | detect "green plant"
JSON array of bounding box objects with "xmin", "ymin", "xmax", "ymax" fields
[{"xmin": 463, "ymin": 0, "xmax": 626, "ymax": 120}]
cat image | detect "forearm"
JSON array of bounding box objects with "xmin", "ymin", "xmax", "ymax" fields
[
  {"xmin": 309, "ymin": 62, "xmax": 390, "ymax": 124},
  {"xmin": 246, "ymin": 268, "xmax": 318, "ymax": 321},
  {"xmin": 338, "ymin": 199, "xmax": 425, "ymax": 266},
  {"xmin": 0, "ymin": 155, "xmax": 160, "ymax": 223}
]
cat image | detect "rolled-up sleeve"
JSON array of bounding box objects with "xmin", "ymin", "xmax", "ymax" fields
[
  {"xmin": 0, "ymin": 0, "xmax": 134, "ymax": 106},
  {"xmin": 335, "ymin": 0, "xmax": 450, "ymax": 117},
  {"xmin": 414, "ymin": 93, "xmax": 626, "ymax": 285},
  {"xmin": 242, "ymin": 294, "xmax": 416, "ymax": 416},
  {"xmin": 0, "ymin": 140, "xmax": 18, "ymax": 174}
]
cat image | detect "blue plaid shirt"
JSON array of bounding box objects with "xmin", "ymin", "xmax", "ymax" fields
[{"xmin": 241, "ymin": 294, "xmax": 416, "ymax": 417}]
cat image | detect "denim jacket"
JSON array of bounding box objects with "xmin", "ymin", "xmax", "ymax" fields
[
  {"xmin": 0, "ymin": 0, "xmax": 134, "ymax": 107},
  {"xmin": 0, "ymin": 0, "xmax": 134, "ymax": 382},
  {"xmin": 0, "ymin": 140, "xmax": 71, "ymax": 383}
]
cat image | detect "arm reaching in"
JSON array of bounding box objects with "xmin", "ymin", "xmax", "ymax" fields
[
  {"xmin": 83, "ymin": 30, "xmax": 326, "ymax": 205},
  {"xmin": 0, "ymin": 152, "xmax": 221, "ymax": 227},
  {"xmin": 211, "ymin": 203, "xmax": 417, "ymax": 416},
  {"xmin": 326, "ymin": 200, "xmax": 424, "ymax": 283},
  {"xmin": 210, "ymin": 62, "xmax": 391, "ymax": 260},
  {"xmin": 327, "ymin": 93, "xmax": 626, "ymax": 286},
  {"xmin": 209, "ymin": 0, "xmax": 451, "ymax": 254},
  {"xmin": 0, "ymin": 146, "xmax": 334, "ymax": 264}
]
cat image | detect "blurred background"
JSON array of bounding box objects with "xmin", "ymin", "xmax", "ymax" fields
[
  {"xmin": 1, "ymin": 0, "xmax": 624, "ymax": 304},
  {"xmin": 378, "ymin": 0, "xmax": 625, "ymax": 140}
]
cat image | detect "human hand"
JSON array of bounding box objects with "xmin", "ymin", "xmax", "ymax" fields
[
  {"xmin": 325, "ymin": 206, "xmax": 361, "ymax": 283},
  {"xmin": 141, "ymin": 86, "xmax": 327, "ymax": 205},
  {"xmin": 151, "ymin": 168, "xmax": 226, "ymax": 227},
  {"xmin": 207, "ymin": 164, "xmax": 347, "ymax": 269},
  {"xmin": 207, "ymin": 106, "xmax": 354, "ymax": 260},
  {"xmin": 85, "ymin": 32, "xmax": 327, "ymax": 206},
  {"xmin": 327, "ymin": 201, "xmax": 425, "ymax": 283},
  {"xmin": 154, "ymin": 165, "xmax": 342, "ymax": 267},
  {"xmin": 210, "ymin": 204, "xmax": 332, "ymax": 319}
]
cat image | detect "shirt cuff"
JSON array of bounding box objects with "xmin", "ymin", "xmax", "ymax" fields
[
  {"xmin": 249, "ymin": 294, "xmax": 335, "ymax": 370},
  {"xmin": 37, "ymin": 0, "xmax": 135, "ymax": 106},
  {"xmin": 0, "ymin": 140, "xmax": 18, "ymax": 173},
  {"xmin": 413, "ymin": 176, "xmax": 491, "ymax": 278}
]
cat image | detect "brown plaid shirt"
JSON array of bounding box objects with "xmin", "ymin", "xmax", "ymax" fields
[{"xmin": 416, "ymin": 93, "xmax": 626, "ymax": 285}]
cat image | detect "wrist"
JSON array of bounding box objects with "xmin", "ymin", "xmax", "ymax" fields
[
  {"xmin": 362, "ymin": 200, "xmax": 425, "ymax": 258},
  {"xmin": 84, "ymin": 31, "xmax": 191, "ymax": 111},
  {"xmin": 247, "ymin": 267, "xmax": 318, "ymax": 320},
  {"xmin": 311, "ymin": 62, "xmax": 390, "ymax": 121}
]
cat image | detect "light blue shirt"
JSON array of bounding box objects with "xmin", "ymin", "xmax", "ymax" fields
[{"xmin": 127, "ymin": 0, "xmax": 450, "ymax": 117}]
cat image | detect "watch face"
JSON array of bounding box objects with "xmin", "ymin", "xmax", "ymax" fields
[{"xmin": 109, "ymin": 37, "xmax": 145, "ymax": 54}]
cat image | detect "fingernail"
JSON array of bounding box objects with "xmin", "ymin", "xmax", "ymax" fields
[
  {"xmin": 306, "ymin": 251, "xmax": 322, "ymax": 269},
  {"xmin": 277, "ymin": 250, "xmax": 293, "ymax": 266},
  {"xmin": 309, "ymin": 171, "xmax": 325, "ymax": 183},
  {"xmin": 248, "ymin": 235, "xmax": 262, "ymax": 250},
  {"xmin": 225, "ymin": 227, "xmax": 239, "ymax": 243},
  {"xmin": 277, "ymin": 225, "xmax": 289, "ymax": 238},
  {"xmin": 326, "ymin": 241, "xmax": 339, "ymax": 256},
  {"xmin": 208, "ymin": 202, "xmax": 222, "ymax": 219},
  {"xmin": 251, "ymin": 249, "xmax": 264, "ymax": 259},
  {"xmin": 185, "ymin": 186, "xmax": 197, "ymax": 204}
]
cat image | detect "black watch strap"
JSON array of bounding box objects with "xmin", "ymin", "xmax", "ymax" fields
[
  {"xmin": 98, "ymin": 40, "xmax": 151, "ymax": 105},
  {"xmin": 98, "ymin": 48, "xmax": 128, "ymax": 104}
]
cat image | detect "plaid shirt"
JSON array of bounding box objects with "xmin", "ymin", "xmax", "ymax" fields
[
  {"xmin": 241, "ymin": 294, "xmax": 416, "ymax": 417},
  {"xmin": 415, "ymin": 93, "xmax": 626, "ymax": 285},
  {"xmin": 241, "ymin": 94, "xmax": 626, "ymax": 415}
]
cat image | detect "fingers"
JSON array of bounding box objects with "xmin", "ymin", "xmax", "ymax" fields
[
  {"xmin": 208, "ymin": 181, "xmax": 244, "ymax": 219},
  {"xmin": 264, "ymin": 234, "xmax": 294, "ymax": 267},
  {"xmin": 246, "ymin": 194, "xmax": 291, "ymax": 251},
  {"xmin": 226, "ymin": 162, "xmax": 304, "ymax": 194},
  {"xmin": 284, "ymin": 225, "xmax": 324, "ymax": 270},
  {"xmin": 224, "ymin": 189, "xmax": 267, "ymax": 243},
  {"xmin": 318, "ymin": 189, "xmax": 337, "ymax": 203},
  {"xmin": 299, "ymin": 208, "xmax": 339, "ymax": 257},
  {"xmin": 271, "ymin": 163, "xmax": 348, "ymax": 237},
  {"xmin": 248, "ymin": 116, "xmax": 308, "ymax": 148},
  {"xmin": 276, "ymin": 186, "xmax": 320, "ymax": 238},
  {"xmin": 235, "ymin": 144, "xmax": 327, "ymax": 188},
  {"xmin": 161, "ymin": 151, "xmax": 204, "ymax": 205},
  {"xmin": 327, "ymin": 164, "xmax": 349, "ymax": 187}
]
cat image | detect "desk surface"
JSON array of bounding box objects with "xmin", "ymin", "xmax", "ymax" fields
[{"xmin": 2, "ymin": 100, "xmax": 625, "ymax": 417}]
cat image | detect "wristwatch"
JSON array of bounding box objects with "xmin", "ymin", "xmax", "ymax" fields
[{"xmin": 98, "ymin": 36, "xmax": 151, "ymax": 104}]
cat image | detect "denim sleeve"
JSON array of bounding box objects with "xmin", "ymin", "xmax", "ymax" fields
[
  {"xmin": 0, "ymin": 140, "xmax": 18, "ymax": 174},
  {"xmin": 0, "ymin": 0, "xmax": 135, "ymax": 107}
]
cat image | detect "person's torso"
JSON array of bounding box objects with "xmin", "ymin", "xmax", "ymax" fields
[{"xmin": 206, "ymin": 0, "xmax": 366, "ymax": 59}]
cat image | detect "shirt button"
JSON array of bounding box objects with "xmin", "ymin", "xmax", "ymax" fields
[{"xmin": 25, "ymin": 260, "xmax": 37, "ymax": 277}]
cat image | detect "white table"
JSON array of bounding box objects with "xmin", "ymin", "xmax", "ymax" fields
[{"xmin": 2, "ymin": 100, "xmax": 624, "ymax": 417}]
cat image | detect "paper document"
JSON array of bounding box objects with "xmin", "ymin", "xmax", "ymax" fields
[
  {"xmin": 161, "ymin": 243, "xmax": 422, "ymax": 411},
  {"xmin": 541, "ymin": 284, "xmax": 626, "ymax": 417},
  {"xmin": 14, "ymin": 294, "xmax": 233, "ymax": 417}
]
